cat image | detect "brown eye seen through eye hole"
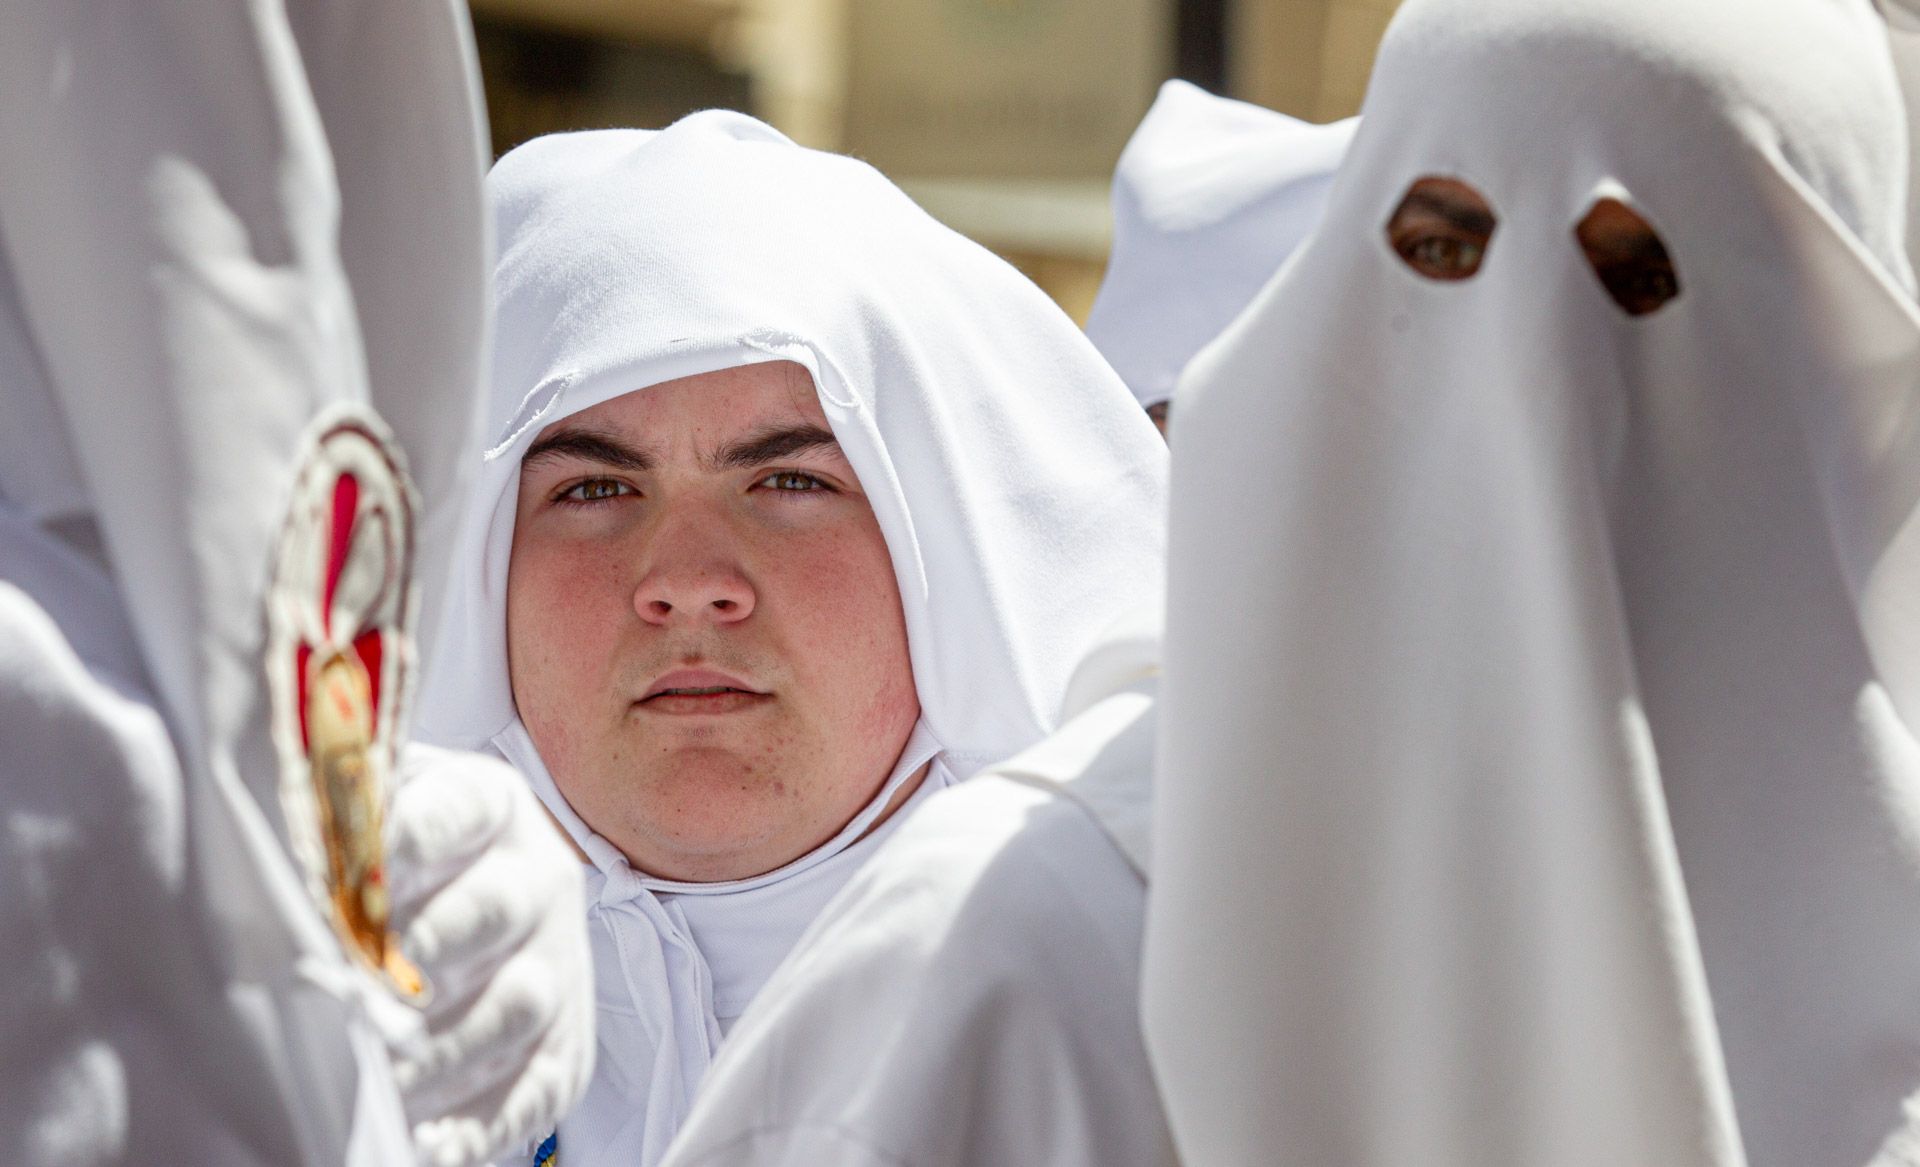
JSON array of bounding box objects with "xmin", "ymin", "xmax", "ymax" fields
[
  {"xmin": 1386, "ymin": 177, "xmax": 1498, "ymax": 281},
  {"xmin": 1576, "ymin": 197, "xmax": 1681, "ymax": 317}
]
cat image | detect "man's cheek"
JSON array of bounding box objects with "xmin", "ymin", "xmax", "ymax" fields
[
  {"xmin": 525, "ymin": 708, "xmax": 598, "ymax": 808},
  {"xmin": 510, "ymin": 606, "xmax": 606, "ymax": 738},
  {"xmin": 794, "ymin": 533, "xmax": 894, "ymax": 607}
]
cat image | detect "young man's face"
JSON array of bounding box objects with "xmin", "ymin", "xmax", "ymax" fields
[{"xmin": 506, "ymin": 361, "xmax": 920, "ymax": 882}]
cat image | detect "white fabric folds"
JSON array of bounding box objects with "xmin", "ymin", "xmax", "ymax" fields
[
  {"xmin": 0, "ymin": 0, "xmax": 492, "ymax": 1162},
  {"xmin": 1884, "ymin": 0, "xmax": 1920, "ymax": 284},
  {"xmin": 1085, "ymin": 80, "xmax": 1356, "ymax": 408},
  {"xmin": 659, "ymin": 692, "xmax": 1173, "ymax": 1167},
  {"xmin": 1146, "ymin": 1, "xmax": 1920, "ymax": 1166},
  {"xmin": 417, "ymin": 111, "xmax": 1168, "ymax": 1164},
  {"xmin": 658, "ymin": 608, "xmax": 1171, "ymax": 1167},
  {"xmin": 490, "ymin": 719, "xmax": 951, "ymax": 1167}
]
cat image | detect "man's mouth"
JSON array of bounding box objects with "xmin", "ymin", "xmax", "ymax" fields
[{"xmin": 638, "ymin": 668, "xmax": 770, "ymax": 713}]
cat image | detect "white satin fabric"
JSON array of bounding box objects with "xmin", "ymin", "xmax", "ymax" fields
[
  {"xmin": 660, "ymin": 618, "xmax": 1172, "ymax": 1167},
  {"xmin": 1085, "ymin": 80, "xmax": 1356, "ymax": 409},
  {"xmin": 0, "ymin": 0, "xmax": 502, "ymax": 1162},
  {"xmin": 1147, "ymin": 1, "xmax": 1920, "ymax": 1166},
  {"xmin": 1884, "ymin": 0, "xmax": 1920, "ymax": 285},
  {"xmin": 416, "ymin": 111, "xmax": 1168, "ymax": 1165},
  {"xmin": 494, "ymin": 720, "xmax": 951, "ymax": 1167}
]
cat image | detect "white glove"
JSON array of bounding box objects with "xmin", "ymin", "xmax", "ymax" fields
[{"xmin": 382, "ymin": 744, "xmax": 595, "ymax": 1167}]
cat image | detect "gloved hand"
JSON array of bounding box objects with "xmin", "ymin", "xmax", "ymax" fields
[{"xmin": 382, "ymin": 743, "xmax": 595, "ymax": 1167}]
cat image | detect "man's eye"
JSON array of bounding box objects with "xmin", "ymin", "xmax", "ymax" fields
[
  {"xmin": 758, "ymin": 471, "xmax": 829, "ymax": 493},
  {"xmin": 1385, "ymin": 177, "xmax": 1498, "ymax": 283},
  {"xmin": 557, "ymin": 478, "xmax": 633, "ymax": 504},
  {"xmin": 1575, "ymin": 198, "xmax": 1682, "ymax": 317},
  {"xmin": 1404, "ymin": 234, "xmax": 1484, "ymax": 278},
  {"xmin": 1594, "ymin": 262, "xmax": 1680, "ymax": 318}
]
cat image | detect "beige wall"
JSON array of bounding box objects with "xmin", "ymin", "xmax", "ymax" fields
[
  {"xmin": 465, "ymin": 0, "xmax": 1403, "ymax": 315},
  {"xmin": 730, "ymin": 0, "xmax": 849, "ymax": 150},
  {"xmin": 738, "ymin": 0, "xmax": 1405, "ymax": 316},
  {"xmin": 469, "ymin": 0, "xmax": 741, "ymax": 50},
  {"xmin": 843, "ymin": 0, "xmax": 1170, "ymax": 180},
  {"xmin": 1230, "ymin": 0, "xmax": 1400, "ymax": 121},
  {"xmin": 466, "ymin": 0, "xmax": 1403, "ymax": 162}
]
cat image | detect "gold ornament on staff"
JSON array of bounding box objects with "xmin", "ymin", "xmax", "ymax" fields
[{"xmin": 306, "ymin": 647, "xmax": 423, "ymax": 997}]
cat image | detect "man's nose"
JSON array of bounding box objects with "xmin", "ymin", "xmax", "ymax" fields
[{"xmin": 632, "ymin": 527, "xmax": 756, "ymax": 628}]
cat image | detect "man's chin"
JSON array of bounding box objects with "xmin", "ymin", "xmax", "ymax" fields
[
  {"xmin": 614, "ymin": 755, "xmax": 806, "ymax": 868},
  {"xmin": 627, "ymin": 803, "xmax": 816, "ymax": 883}
]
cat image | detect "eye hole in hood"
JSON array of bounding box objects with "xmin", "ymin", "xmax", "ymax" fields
[
  {"xmin": 1576, "ymin": 196, "xmax": 1682, "ymax": 318},
  {"xmin": 1386, "ymin": 176, "xmax": 1498, "ymax": 282}
]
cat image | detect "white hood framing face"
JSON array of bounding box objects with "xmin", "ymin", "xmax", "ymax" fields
[
  {"xmin": 415, "ymin": 112, "xmax": 1167, "ymax": 1165},
  {"xmin": 1148, "ymin": 2, "xmax": 1920, "ymax": 1166},
  {"xmin": 420, "ymin": 111, "xmax": 1167, "ymax": 785}
]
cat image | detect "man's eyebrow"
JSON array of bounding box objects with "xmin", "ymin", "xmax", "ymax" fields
[
  {"xmin": 711, "ymin": 424, "xmax": 842, "ymax": 470},
  {"xmin": 1403, "ymin": 190, "xmax": 1498, "ymax": 236},
  {"xmin": 522, "ymin": 427, "xmax": 655, "ymax": 472}
]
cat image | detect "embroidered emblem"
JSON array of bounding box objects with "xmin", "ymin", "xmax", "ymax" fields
[
  {"xmin": 533, "ymin": 1132, "xmax": 559, "ymax": 1166},
  {"xmin": 267, "ymin": 405, "xmax": 425, "ymax": 998}
]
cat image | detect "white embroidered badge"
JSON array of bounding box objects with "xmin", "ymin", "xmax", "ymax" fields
[{"xmin": 267, "ymin": 405, "xmax": 427, "ymax": 999}]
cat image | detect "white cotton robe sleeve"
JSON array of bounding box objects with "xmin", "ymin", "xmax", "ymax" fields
[
  {"xmin": 0, "ymin": 4, "xmax": 411, "ymax": 1157},
  {"xmin": 658, "ymin": 688, "xmax": 1175, "ymax": 1167},
  {"xmin": 0, "ymin": 486, "xmax": 349, "ymax": 1166},
  {"xmin": 0, "ymin": 2, "xmax": 561, "ymax": 1163}
]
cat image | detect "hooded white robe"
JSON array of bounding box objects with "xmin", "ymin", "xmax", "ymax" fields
[
  {"xmin": 414, "ymin": 111, "xmax": 1168, "ymax": 1166},
  {"xmin": 1145, "ymin": 1, "xmax": 1920, "ymax": 1165},
  {"xmin": 656, "ymin": 617, "xmax": 1174, "ymax": 1167},
  {"xmin": 0, "ymin": 2, "xmax": 586, "ymax": 1163},
  {"xmin": 1085, "ymin": 80, "xmax": 1356, "ymax": 410}
]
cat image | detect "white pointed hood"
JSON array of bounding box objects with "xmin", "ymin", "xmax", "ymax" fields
[
  {"xmin": 1147, "ymin": 1, "xmax": 1920, "ymax": 1165},
  {"xmin": 1085, "ymin": 80, "xmax": 1356, "ymax": 409}
]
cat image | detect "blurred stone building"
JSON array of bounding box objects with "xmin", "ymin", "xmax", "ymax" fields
[{"xmin": 467, "ymin": 0, "xmax": 1398, "ymax": 319}]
